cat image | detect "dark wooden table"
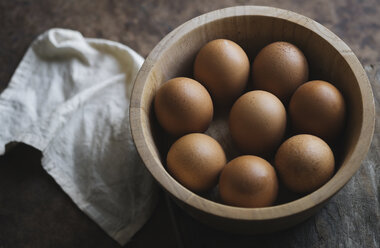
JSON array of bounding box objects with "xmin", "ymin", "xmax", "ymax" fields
[{"xmin": 1, "ymin": 1, "xmax": 379, "ymax": 247}]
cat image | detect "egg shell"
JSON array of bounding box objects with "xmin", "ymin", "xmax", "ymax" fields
[
  {"xmin": 252, "ymin": 41, "xmax": 309, "ymax": 103},
  {"xmin": 229, "ymin": 90, "xmax": 287, "ymax": 156},
  {"xmin": 154, "ymin": 77, "xmax": 213, "ymax": 136},
  {"xmin": 219, "ymin": 155, "xmax": 278, "ymax": 208},
  {"xmin": 274, "ymin": 134, "xmax": 335, "ymax": 193},
  {"xmin": 289, "ymin": 80, "xmax": 346, "ymax": 142},
  {"xmin": 167, "ymin": 133, "xmax": 227, "ymax": 192},
  {"xmin": 194, "ymin": 39, "xmax": 250, "ymax": 105}
]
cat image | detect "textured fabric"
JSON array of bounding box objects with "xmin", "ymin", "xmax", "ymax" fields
[{"xmin": 0, "ymin": 28, "xmax": 158, "ymax": 245}]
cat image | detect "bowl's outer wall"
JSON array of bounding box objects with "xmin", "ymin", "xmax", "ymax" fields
[
  {"xmin": 170, "ymin": 192, "xmax": 326, "ymax": 234},
  {"xmin": 130, "ymin": 6, "xmax": 375, "ymax": 233}
]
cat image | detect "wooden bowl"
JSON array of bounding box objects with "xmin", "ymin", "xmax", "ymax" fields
[{"xmin": 130, "ymin": 6, "xmax": 375, "ymax": 233}]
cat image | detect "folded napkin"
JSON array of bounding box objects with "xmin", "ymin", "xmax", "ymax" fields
[{"xmin": 0, "ymin": 28, "xmax": 158, "ymax": 245}]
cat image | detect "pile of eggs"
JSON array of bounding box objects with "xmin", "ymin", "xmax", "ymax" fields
[{"xmin": 154, "ymin": 39, "xmax": 346, "ymax": 208}]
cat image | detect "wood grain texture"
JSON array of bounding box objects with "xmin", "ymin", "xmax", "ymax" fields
[{"xmin": 130, "ymin": 5, "xmax": 375, "ymax": 234}]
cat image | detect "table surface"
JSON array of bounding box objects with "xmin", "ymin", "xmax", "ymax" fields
[{"xmin": 0, "ymin": 1, "xmax": 379, "ymax": 247}]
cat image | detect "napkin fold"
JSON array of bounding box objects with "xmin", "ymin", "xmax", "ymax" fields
[{"xmin": 0, "ymin": 28, "xmax": 158, "ymax": 245}]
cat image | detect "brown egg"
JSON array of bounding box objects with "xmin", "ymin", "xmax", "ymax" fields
[
  {"xmin": 219, "ymin": 155, "xmax": 278, "ymax": 208},
  {"xmin": 167, "ymin": 133, "xmax": 227, "ymax": 192},
  {"xmin": 229, "ymin": 90, "xmax": 287, "ymax": 155},
  {"xmin": 274, "ymin": 134, "xmax": 335, "ymax": 193},
  {"xmin": 194, "ymin": 39, "xmax": 250, "ymax": 105},
  {"xmin": 154, "ymin": 77, "xmax": 213, "ymax": 136},
  {"xmin": 289, "ymin": 80, "xmax": 346, "ymax": 142},
  {"xmin": 252, "ymin": 41, "xmax": 309, "ymax": 103}
]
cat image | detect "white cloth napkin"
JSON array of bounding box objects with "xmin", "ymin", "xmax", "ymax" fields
[{"xmin": 0, "ymin": 28, "xmax": 158, "ymax": 245}]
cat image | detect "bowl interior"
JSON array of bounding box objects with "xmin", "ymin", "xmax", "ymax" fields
[{"xmin": 131, "ymin": 6, "xmax": 374, "ymax": 220}]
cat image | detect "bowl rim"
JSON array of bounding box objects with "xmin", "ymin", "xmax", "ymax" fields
[{"xmin": 130, "ymin": 5, "xmax": 375, "ymax": 220}]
